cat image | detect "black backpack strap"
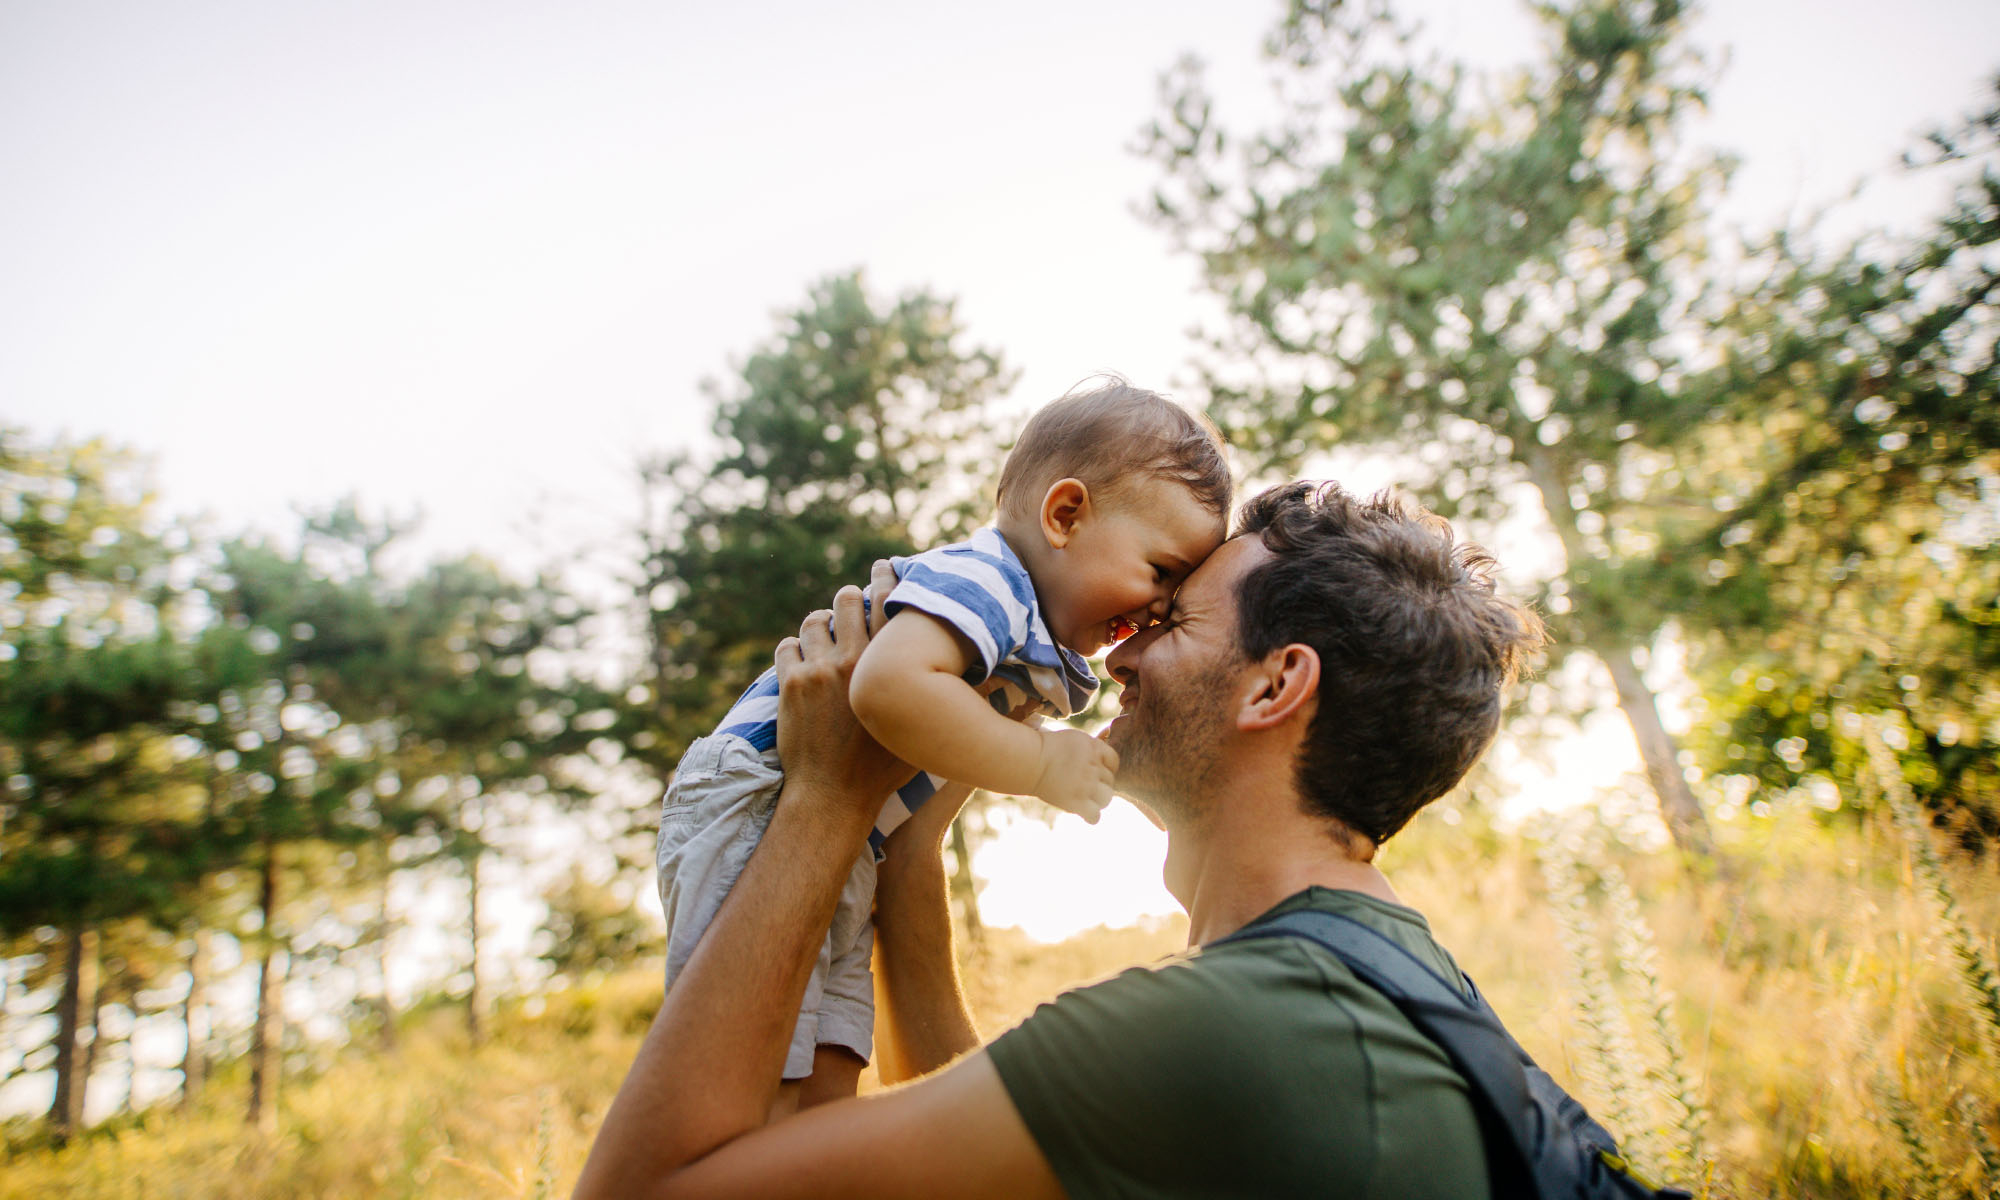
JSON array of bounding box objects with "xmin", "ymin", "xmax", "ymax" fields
[{"xmin": 1219, "ymin": 907, "xmax": 1686, "ymax": 1200}]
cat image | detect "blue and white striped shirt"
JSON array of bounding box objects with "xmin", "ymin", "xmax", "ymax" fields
[{"xmin": 709, "ymin": 528, "xmax": 1098, "ymax": 851}]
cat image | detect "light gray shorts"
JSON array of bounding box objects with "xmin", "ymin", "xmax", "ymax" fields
[{"xmin": 656, "ymin": 733, "xmax": 877, "ymax": 1079}]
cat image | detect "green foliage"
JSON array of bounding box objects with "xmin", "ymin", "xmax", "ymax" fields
[
  {"xmin": 1669, "ymin": 81, "xmax": 1999, "ymax": 846},
  {"xmin": 535, "ymin": 866, "xmax": 663, "ymax": 979},
  {"xmin": 1144, "ymin": 0, "xmax": 1719, "ymax": 505},
  {"xmin": 0, "ymin": 430, "xmax": 202, "ymax": 933},
  {"xmin": 0, "ymin": 429, "xmax": 162, "ymax": 603}
]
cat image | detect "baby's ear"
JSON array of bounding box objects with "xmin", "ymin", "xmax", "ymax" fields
[{"xmin": 1039, "ymin": 478, "xmax": 1091, "ymax": 548}]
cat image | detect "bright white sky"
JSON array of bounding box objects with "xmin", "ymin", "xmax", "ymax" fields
[{"xmin": 4, "ymin": 0, "xmax": 1995, "ymax": 964}]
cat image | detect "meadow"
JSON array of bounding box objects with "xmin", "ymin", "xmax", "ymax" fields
[{"xmin": 5, "ymin": 784, "xmax": 1996, "ymax": 1200}]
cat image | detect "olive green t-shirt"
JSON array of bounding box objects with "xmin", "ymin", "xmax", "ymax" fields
[{"xmin": 986, "ymin": 887, "xmax": 1490, "ymax": 1199}]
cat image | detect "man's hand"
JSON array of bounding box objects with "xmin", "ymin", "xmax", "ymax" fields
[
  {"xmin": 774, "ymin": 585, "xmax": 912, "ymax": 806},
  {"xmin": 867, "ymin": 557, "xmax": 898, "ymax": 636},
  {"xmin": 1031, "ymin": 727, "xmax": 1117, "ymax": 824}
]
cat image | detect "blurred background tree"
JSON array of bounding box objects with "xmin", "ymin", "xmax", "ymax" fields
[
  {"xmin": 535, "ymin": 864, "xmax": 664, "ymax": 981},
  {"xmin": 0, "ymin": 430, "xmax": 207, "ymax": 1143},
  {"xmin": 393, "ymin": 553, "xmax": 606, "ymax": 1043},
  {"xmin": 1671, "ymin": 80, "xmax": 1999, "ymax": 846},
  {"xmin": 0, "ymin": 430, "xmax": 609, "ymax": 1138}
]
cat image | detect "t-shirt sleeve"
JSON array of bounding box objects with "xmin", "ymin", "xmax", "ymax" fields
[{"xmin": 884, "ymin": 545, "xmax": 1036, "ymax": 682}]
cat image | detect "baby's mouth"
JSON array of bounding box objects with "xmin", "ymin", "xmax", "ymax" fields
[{"xmin": 1108, "ymin": 617, "xmax": 1138, "ymax": 643}]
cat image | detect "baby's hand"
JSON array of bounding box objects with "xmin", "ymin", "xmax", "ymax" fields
[{"xmin": 1031, "ymin": 727, "xmax": 1118, "ymax": 824}]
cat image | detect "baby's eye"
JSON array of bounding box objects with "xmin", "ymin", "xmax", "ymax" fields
[{"xmin": 1151, "ymin": 563, "xmax": 1169, "ymax": 582}]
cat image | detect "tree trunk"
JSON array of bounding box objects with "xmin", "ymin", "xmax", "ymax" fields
[
  {"xmin": 47, "ymin": 924, "xmax": 98, "ymax": 1144},
  {"xmin": 466, "ymin": 846, "xmax": 484, "ymax": 1044},
  {"xmin": 374, "ymin": 869, "xmax": 399, "ymax": 1051},
  {"xmin": 948, "ymin": 813, "xmax": 985, "ymax": 945},
  {"xmin": 181, "ymin": 927, "xmax": 210, "ymax": 1111},
  {"xmin": 1523, "ymin": 444, "xmax": 1716, "ymax": 859},
  {"xmin": 247, "ymin": 842, "xmax": 282, "ymax": 1132},
  {"xmin": 80, "ymin": 975, "xmax": 105, "ymax": 1104},
  {"xmin": 1595, "ymin": 636, "xmax": 1718, "ymax": 859}
]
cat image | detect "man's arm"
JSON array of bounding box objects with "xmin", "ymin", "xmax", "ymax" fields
[
  {"xmin": 874, "ymin": 778, "xmax": 982, "ymax": 1082},
  {"xmin": 572, "ymin": 587, "xmax": 1064, "ymax": 1200}
]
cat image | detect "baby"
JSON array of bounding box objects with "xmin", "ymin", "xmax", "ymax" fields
[{"xmin": 655, "ymin": 377, "xmax": 1232, "ymax": 1105}]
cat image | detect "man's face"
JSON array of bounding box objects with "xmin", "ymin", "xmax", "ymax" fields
[{"xmin": 1101, "ymin": 536, "xmax": 1266, "ymax": 819}]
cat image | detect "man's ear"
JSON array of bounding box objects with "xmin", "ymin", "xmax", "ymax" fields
[
  {"xmin": 1236, "ymin": 644, "xmax": 1319, "ymax": 732},
  {"xmin": 1039, "ymin": 478, "xmax": 1091, "ymax": 549}
]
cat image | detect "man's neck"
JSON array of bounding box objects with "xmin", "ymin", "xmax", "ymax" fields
[{"xmin": 1166, "ymin": 778, "xmax": 1402, "ymax": 947}]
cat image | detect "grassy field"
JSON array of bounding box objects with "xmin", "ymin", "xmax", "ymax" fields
[{"xmin": 5, "ymin": 795, "xmax": 1996, "ymax": 1198}]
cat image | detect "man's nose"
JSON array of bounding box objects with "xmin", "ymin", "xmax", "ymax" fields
[{"xmin": 1106, "ymin": 621, "xmax": 1161, "ymax": 683}]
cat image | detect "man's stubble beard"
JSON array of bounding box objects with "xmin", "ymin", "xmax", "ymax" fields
[{"xmin": 1107, "ymin": 656, "xmax": 1237, "ymax": 827}]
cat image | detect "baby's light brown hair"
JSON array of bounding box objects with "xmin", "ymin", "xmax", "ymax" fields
[{"xmin": 995, "ymin": 376, "xmax": 1233, "ymax": 523}]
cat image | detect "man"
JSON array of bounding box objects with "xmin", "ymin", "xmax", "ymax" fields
[{"xmin": 574, "ymin": 480, "xmax": 1545, "ymax": 1199}]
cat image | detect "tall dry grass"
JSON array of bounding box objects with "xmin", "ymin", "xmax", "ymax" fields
[
  {"xmin": 1386, "ymin": 788, "xmax": 2000, "ymax": 1199},
  {"xmin": 4, "ymin": 789, "xmax": 1995, "ymax": 1198}
]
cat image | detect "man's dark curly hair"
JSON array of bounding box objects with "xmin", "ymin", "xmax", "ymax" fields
[{"xmin": 1233, "ymin": 481, "xmax": 1545, "ymax": 846}]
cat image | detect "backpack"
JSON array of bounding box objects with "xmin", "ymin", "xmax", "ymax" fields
[{"xmin": 1218, "ymin": 907, "xmax": 1693, "ymax": 1200}]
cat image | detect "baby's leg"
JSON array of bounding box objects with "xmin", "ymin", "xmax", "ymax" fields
[
  {"xmin": 767, "ymin": 1047, "xmax": 865, "ymax": 1120},
  {"xmin": 798, "ymin": 1046, "xmax": 866, "ymax": 1107},
  {"xmin": 656, "ymin": 736, "xmax": 785, "ymax": 999},
  {"xmin": 789, "ymin": 859, "xmax": 877, "ymax": 1110},
  {"xmin": 661, "ymin": 739, "xmax": 879, "ymax": 1123}
]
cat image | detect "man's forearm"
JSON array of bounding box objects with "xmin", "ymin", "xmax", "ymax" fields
[
  {"xmin": 874, "ymin": 780, "xmax": 982, "ymax": 1081},
  {"xmin": 573, "ymin": 781, "xmax": 877, "ymax": 1198}
]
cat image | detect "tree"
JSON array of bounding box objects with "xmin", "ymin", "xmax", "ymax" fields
[
  {"xmin": 536, "ymin": 864, "xmax": 664, "ymax": 979},
  {"xmin": 0, "ymin": 430, "xmax": 208, "ymax": 1142},
  {"xmin": 0, "ymin": 444, "xmax": 608, "ymax": 1130},
  {"xmin": 1671, "ymin": 82, "xmax": 2000, "ymax": 842},
  {"xmin": 396, "ymin": 553, "xmax": 604, "ymax": 1041},
  {"xmin": 1141, "ymin": 0, "xmax": 1727, "ymax": 855},
  {"xmin": 192, "ymin": 530, "xmax": 411, "ymax": 1128}
]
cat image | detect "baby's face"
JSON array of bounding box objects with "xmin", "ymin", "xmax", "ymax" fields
[{"xmin": 1044, "ymin": 478, "xmax": 1226, "ymax": 656}]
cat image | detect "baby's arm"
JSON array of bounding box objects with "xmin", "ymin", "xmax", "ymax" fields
[{"xmin": 848, "ymin": 610, "xmax": 1115, "ymax": 822}]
